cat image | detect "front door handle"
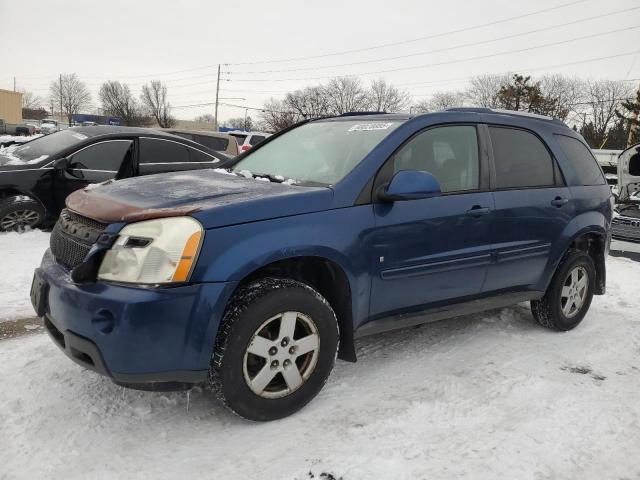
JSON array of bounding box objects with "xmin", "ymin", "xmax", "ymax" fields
[
  {"xmin": 551, "ymin": 197, "xmax": 569, "ymax": 207},
  {"xmin": 466, "ymin": 206, "xmax": 491, "ymax": 216}
]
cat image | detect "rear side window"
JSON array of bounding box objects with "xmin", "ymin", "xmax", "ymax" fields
[
  {"xmin": 489, "ymin": 127, "xmax": 555, "ymax": 189},
  {"xmin": 249, "ymin": 135, "xmax": 266, "ymax": 146},
  {"xmin": 555, "ymin": 135, "xmax": 606, "ymax": 186},
  {"xmin": 139, "ymin": 138, "xmax": 189, "ymax": 164},
  {"xmin": 194, "ymin": 134, "xmax": 229, "ymax": 151},
  {"xmin": 393, "ymin": 125, "xmax": 479, "ymax": 193},
  {"xmin": 69, "ymin": 140, "xmax": 132, "ymax": 171},
  {"xmin": 188, "ymin": 147, "xmax": 219, "ymax": 163}
]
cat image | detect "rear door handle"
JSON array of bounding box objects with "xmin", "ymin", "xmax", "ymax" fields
[
  {"xmin": 551, "ymin": 197, "xmax": 569, "ymax": 207},
  {"xmin": 466, "ymin": 206, "xmax": 491, "ymax": 216}
]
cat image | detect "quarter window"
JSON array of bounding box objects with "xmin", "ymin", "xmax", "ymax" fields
[
  {"xmin": 188, "ymin": 147, "xmax": 219, "ymax": 163},
  {"xmin": 69, "ymin": 140, "xmax": 132, "ymax": 171},
  {"xmin": 392, "ymin": 125, "xmax": 480, "ymax": 193},
  {"xmin": 489, "ymin": 127, "xmax": 555, "ymax": 189},
  {"xmin": 139, "ymin": 138, "xmax": 190, "ymax": 164},
  {"xmin": 554, "ymin": 135, "xmax": 606, "ymax": 186}
]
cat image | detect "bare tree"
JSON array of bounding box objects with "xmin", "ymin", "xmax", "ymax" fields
[
  {"xmin": 195, "ymin": 113, "xmax": 215, "ymax": 124},
  {"xmin": 140, "ymin": 80, "xmax": 175, "ymax": 128},
  {"xmin": 539, "ymin": 74, "xmax": 584, "ymax": 122},
  {"xmin": 99, "ymin": 81, "xmax": 148, "ymax": 126},
  {"xmin": 223, "ymin": 116, "xmax": 254, "ymax": 131},
  {"xmin": 21, "ymin": 90, "xmax": 42, "ymax": 110},
  {"xmin": 260, "ymin": 98, "xmax": 301, "ymax": 132},
  {"xmin": 465, "ymin": 73, "xmax": 511, "ymax": 108},
  {"xmin": 366, "ymin": 79, "xmax": 411, "ymax": 112},
  {"xmin": 325, "ymin": 77, "xmax": 368, "ymax": 114},
  {"xmin": 578, "ymin": 80, "xmax": 635, "ymax": 148},
  {"xmin": 49, "ymin": 73, "xmax": 92, "ymax": 125},
  {"xmin": 284, "ymin": 86, "xmax": 331, "ymax": 119},
  {"xmin": 418, "ymin": 91, "xmax": 466, "ymax": 113}
]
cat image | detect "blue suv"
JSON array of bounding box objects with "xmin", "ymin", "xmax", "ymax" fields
[{"xmin": 31, "ymin": 109, "xmax": 612, "ymax": 420}]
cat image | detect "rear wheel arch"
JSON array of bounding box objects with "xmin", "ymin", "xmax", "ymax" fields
[
  {"xmin": 229, "ymin": 255, "xmax": 357, "ymax": 362},
  {"xmin": 556, "ymin": 230, "xmax": 607, "ymax": 295}
]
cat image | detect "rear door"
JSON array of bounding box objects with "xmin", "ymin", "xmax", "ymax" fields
[
  {"xmin": 54, "ymin": 139, "xmax": 133, "ymax": 211},
  {"xmin": 137, "ymin": 137, "xmax": 221, "ymax": 175},
  {"xmin": 483, "ymin": 126, "xmax": 573, "ymax": 293}
]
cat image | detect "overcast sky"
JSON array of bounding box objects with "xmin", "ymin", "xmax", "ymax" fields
[{"xmin": 0, "ymin": 0, "xmax": 638, "ymax": 122}]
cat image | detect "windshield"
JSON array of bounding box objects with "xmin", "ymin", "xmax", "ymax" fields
[
  {"xmin": 232, "ymin": 120, "xmax": 401, "ymax": 185},
  {"xmin": 5, "ymin": 129, "xmax": 89, "ymax": 163}
]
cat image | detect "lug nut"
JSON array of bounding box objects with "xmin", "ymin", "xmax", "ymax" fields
[
  {"xmin": 283, "ymin": 359, "xmax": 291, "ymax": 368},
  {"xmin": 269, "ymin": 346, "xmax": 278, "ymax": 356},
  {"xmin": 281, "ymin": 337, "xmax": 289, "ymax": 347},
  {"xmin": 271, "ymin": 360, "xmax": 279, "ymax": 369},
  {"xmin": 289, "ymin": 346, "xmax": 297, "ymax": 355}
]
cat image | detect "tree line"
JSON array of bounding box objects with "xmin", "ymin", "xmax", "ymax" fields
[
  {"xmin": 260, "ymin": 74, "xmax": 639, "ymax": 149},
  {"xmin": 17, "ymin": 72, "xmax": 639, "ymax": 149}
]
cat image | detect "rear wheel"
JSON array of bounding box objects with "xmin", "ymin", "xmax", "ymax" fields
[
  {"xmin": 208, "ymin": 278, "xmax": 339, "ymax": 421},
  {"xmin": 531, "ymin": 252, "xmax": 596, "ymax": 331},
  {"xmin": 0, "ymin": 195, "xmax": 45, "ymax": 232}
]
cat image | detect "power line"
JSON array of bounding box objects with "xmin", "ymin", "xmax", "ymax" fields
[
  {"xmin": 231, "ymin": 0, "xmax": 591, "ymax": 65},
  {"xmin": 231, "ymin": 7, "xmax": 639, "ymax": 75},
  {"xmin": 227, "ymin": 26, "xmax": 640, "ymax": 83}
]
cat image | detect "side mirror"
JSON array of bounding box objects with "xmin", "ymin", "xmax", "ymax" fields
[
  {"xmin": 377, "ymin": 170, "xmax": 442, "ymax": 202},
  {"xmin": 53, "ymin": 157, "xmax": 70, "ymax": 171}
]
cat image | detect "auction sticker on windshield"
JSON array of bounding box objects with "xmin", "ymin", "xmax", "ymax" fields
[{"xmin": 348, "ymin": 122, "xmax": 394, "ymax": 132}]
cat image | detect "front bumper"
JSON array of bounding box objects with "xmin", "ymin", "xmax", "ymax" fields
[{"xmin": 33, "ymin": 249, "xmax": 237, "ymax": 386}]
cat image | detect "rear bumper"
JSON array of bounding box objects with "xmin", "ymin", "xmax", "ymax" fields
[{"xmin": 34, "ymin": 249, "xmax": 237, "ymax": 386}]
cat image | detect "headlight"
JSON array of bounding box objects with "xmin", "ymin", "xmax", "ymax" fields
[{"xmin": 98, "ymin": 217, "xmax": 203, "ymax": 285}]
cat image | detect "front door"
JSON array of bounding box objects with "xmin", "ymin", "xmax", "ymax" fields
[{"xmin": 369, "ymin": 124, "xmax": 494, "ymax": 320}]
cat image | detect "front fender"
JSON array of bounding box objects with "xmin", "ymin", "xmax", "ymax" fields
[{"xmin": 192, "ymin": 206, "xmax": 375, "ymax": 326}]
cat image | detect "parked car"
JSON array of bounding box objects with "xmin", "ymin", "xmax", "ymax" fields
[
  {"xmin": 0, "ymin": 118, "xmax": 35, "ymax": 137},
  {"xmin": 40, "ymin": 119, "xmax": 60, "ymax": 135},
  {"xmin": 612, "ymin": 143, "xmax": 640, "ymax": 242},
  {"xmin": 227, "ymin": 131, "xmax": 270, "ymax": 152},
  {"xmin": 0, "ymin": 126, "xmax": 231, "ymax": 231},
  {"xmin": 165, "ymin": 129, "xmax": 239, "ymax": 156},
  {"xmin": 32, "ymin": 109, "xmax": 612, "ymax": 421}
]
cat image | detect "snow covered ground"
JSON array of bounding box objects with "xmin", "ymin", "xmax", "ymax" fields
[
  {"xmin": 1, "ymin": 244, "xmax": 639, "ymax": 478},
  {"xmin": 0, "ymin": 230, "xmax": 50, "ymax": 322}
]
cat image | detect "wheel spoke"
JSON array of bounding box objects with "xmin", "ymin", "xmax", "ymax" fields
[
  {"xmin": 250, "ymin": 364, "xmax": 278, "ymax": 394},
  {"xmin": 577, "ymin": 276, "xmax": 588, "ymax": 291},
  {"xmin": 278, "ymin": 311, "xmax": 298, "ymax": 339},
  {"xmin": 571, "ymin": 269, "xmax": 579, "ymax": 287},
  {"xmin": 246, "ymin": 335, "xmax": 273, "ymax": 358},
  {"xmin": 561, "ymin": 285, "xmax": 571, "ymax": 298},
  {"xmin": 282, "ymin": 363, "xmax": 303, "ymax": 390},
  {"xmin": 295, "ymin": 334, "xmax": 319, "ymax": 356},
  {"xmin": 562, "ymin": 299, "xmax": 574, "ymax": 316}
]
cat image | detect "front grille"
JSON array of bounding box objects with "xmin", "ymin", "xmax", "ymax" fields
[
  {"xmin": 50, "ymin": 209, "xmax": 107, "ymax": 269},
  {"xmin": 612, "ymin": 216, "xmax": 640, "ymax": 242}
]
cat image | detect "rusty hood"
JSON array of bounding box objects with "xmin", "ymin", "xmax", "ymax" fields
[{"xmin": 66, "ymin": 170, "xmax": 333, "ymax": 228}]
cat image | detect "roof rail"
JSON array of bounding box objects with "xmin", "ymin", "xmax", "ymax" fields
[
  {"xmin": 339, "ymin": 111, "xmax": 388, "ymax": 117},
  {"xmin": 444, "ymin": 107, "xmax": 558, "ymax": 122}
]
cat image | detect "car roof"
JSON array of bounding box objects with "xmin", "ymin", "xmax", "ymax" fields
[
  {"xmin": 165, "ymin": 129, "xmax": 232, "ymax": 138},
  {"xmin": 69, "ymin": 126, "xmax": 181, "ymax": 138}
]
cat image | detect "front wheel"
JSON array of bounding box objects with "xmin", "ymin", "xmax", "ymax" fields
[
  {"xmin": 208, "ymin": 278, "xmax": 339, "ymax": 421},
  {"xmin": 531, "ymin": 252, "xmax": 596, "ymax": 331}
]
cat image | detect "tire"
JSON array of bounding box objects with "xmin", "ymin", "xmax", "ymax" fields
[
  {"xmin": 531, "ymin": 251, "xmax": 596, "ymax": 331},
  {"xmin": 208, "ymin": 277, "xmax": 339, "ymax": 421},
  {"xmin": 0, "ymin": 195, "xmax": 45, "ymax": 232}
]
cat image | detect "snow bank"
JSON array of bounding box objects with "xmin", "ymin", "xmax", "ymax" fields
[
  {"xmin": 0, "ymin": 256, "xmax": 639, "ymax": 479},
  {"xmin": 0, "ymin": 230, "xmax": 50, "ymax": 322}
]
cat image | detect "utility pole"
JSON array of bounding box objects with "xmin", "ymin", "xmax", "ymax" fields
[
  {"xmin": 214, "ymin": 64, "xmax": 221, "ymax": 132},
  {"xmin": 59, "ymin": 74, "xmax": 63, "ymax": 124},
  {"xmin": 627, "ymin": 82, "xmax": 640, "ymax": 147},
  {"xmin": 13, "ymin": 77, "xmax": 16, "ymax": 92}
]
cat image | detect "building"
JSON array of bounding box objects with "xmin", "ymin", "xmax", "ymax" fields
[{"xmin": 0, "ymin": 89, "xmax": 22, "ymax": 124}]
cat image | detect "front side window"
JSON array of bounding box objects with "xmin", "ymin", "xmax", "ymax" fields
[
  {"xmin": 233, "ymin": 120, "xmax": 402, "ymax": 185},
  {"xmin": 393, "ymin": 125, "xmax": 479, "ymax": 193},
  {"xmin": 490, "ymin": 127, "xmax": 555, "ymax": 189},
  {"xmin": 69, "ymin": 140, "xmax": 132, "ymax": 171},
  {"xmin": 554, "ymin": 134, "xmax": 606, "ymax": 186},
  {"xmin": 139, "ymin": 138, "xmax": 190, "ymax": 164}
]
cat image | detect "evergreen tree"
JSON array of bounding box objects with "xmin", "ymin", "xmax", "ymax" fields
[{"xmin": 616, "ymin": 88, "xmax": 640, "ymax": 146}]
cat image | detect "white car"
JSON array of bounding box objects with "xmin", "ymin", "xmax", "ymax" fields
[
  {"xmin": 227, "ymin": 131, "xmax": 271, "ymax": 153},
  {"xmin": 40, "ymin": 119, "xmax": 60, "ymax": 135}
]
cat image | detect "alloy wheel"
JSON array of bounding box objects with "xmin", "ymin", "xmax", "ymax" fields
[
  {"xmin": 560, "ymin": 266, "xmax": 589, "ymax": 318},
  {"xmin": 243, "ymin": 311, "xmax": 320, "ymax": 399},
  {"xmin": 0, "ymin": 209, "xmax": 40, "ymax": 231}
]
